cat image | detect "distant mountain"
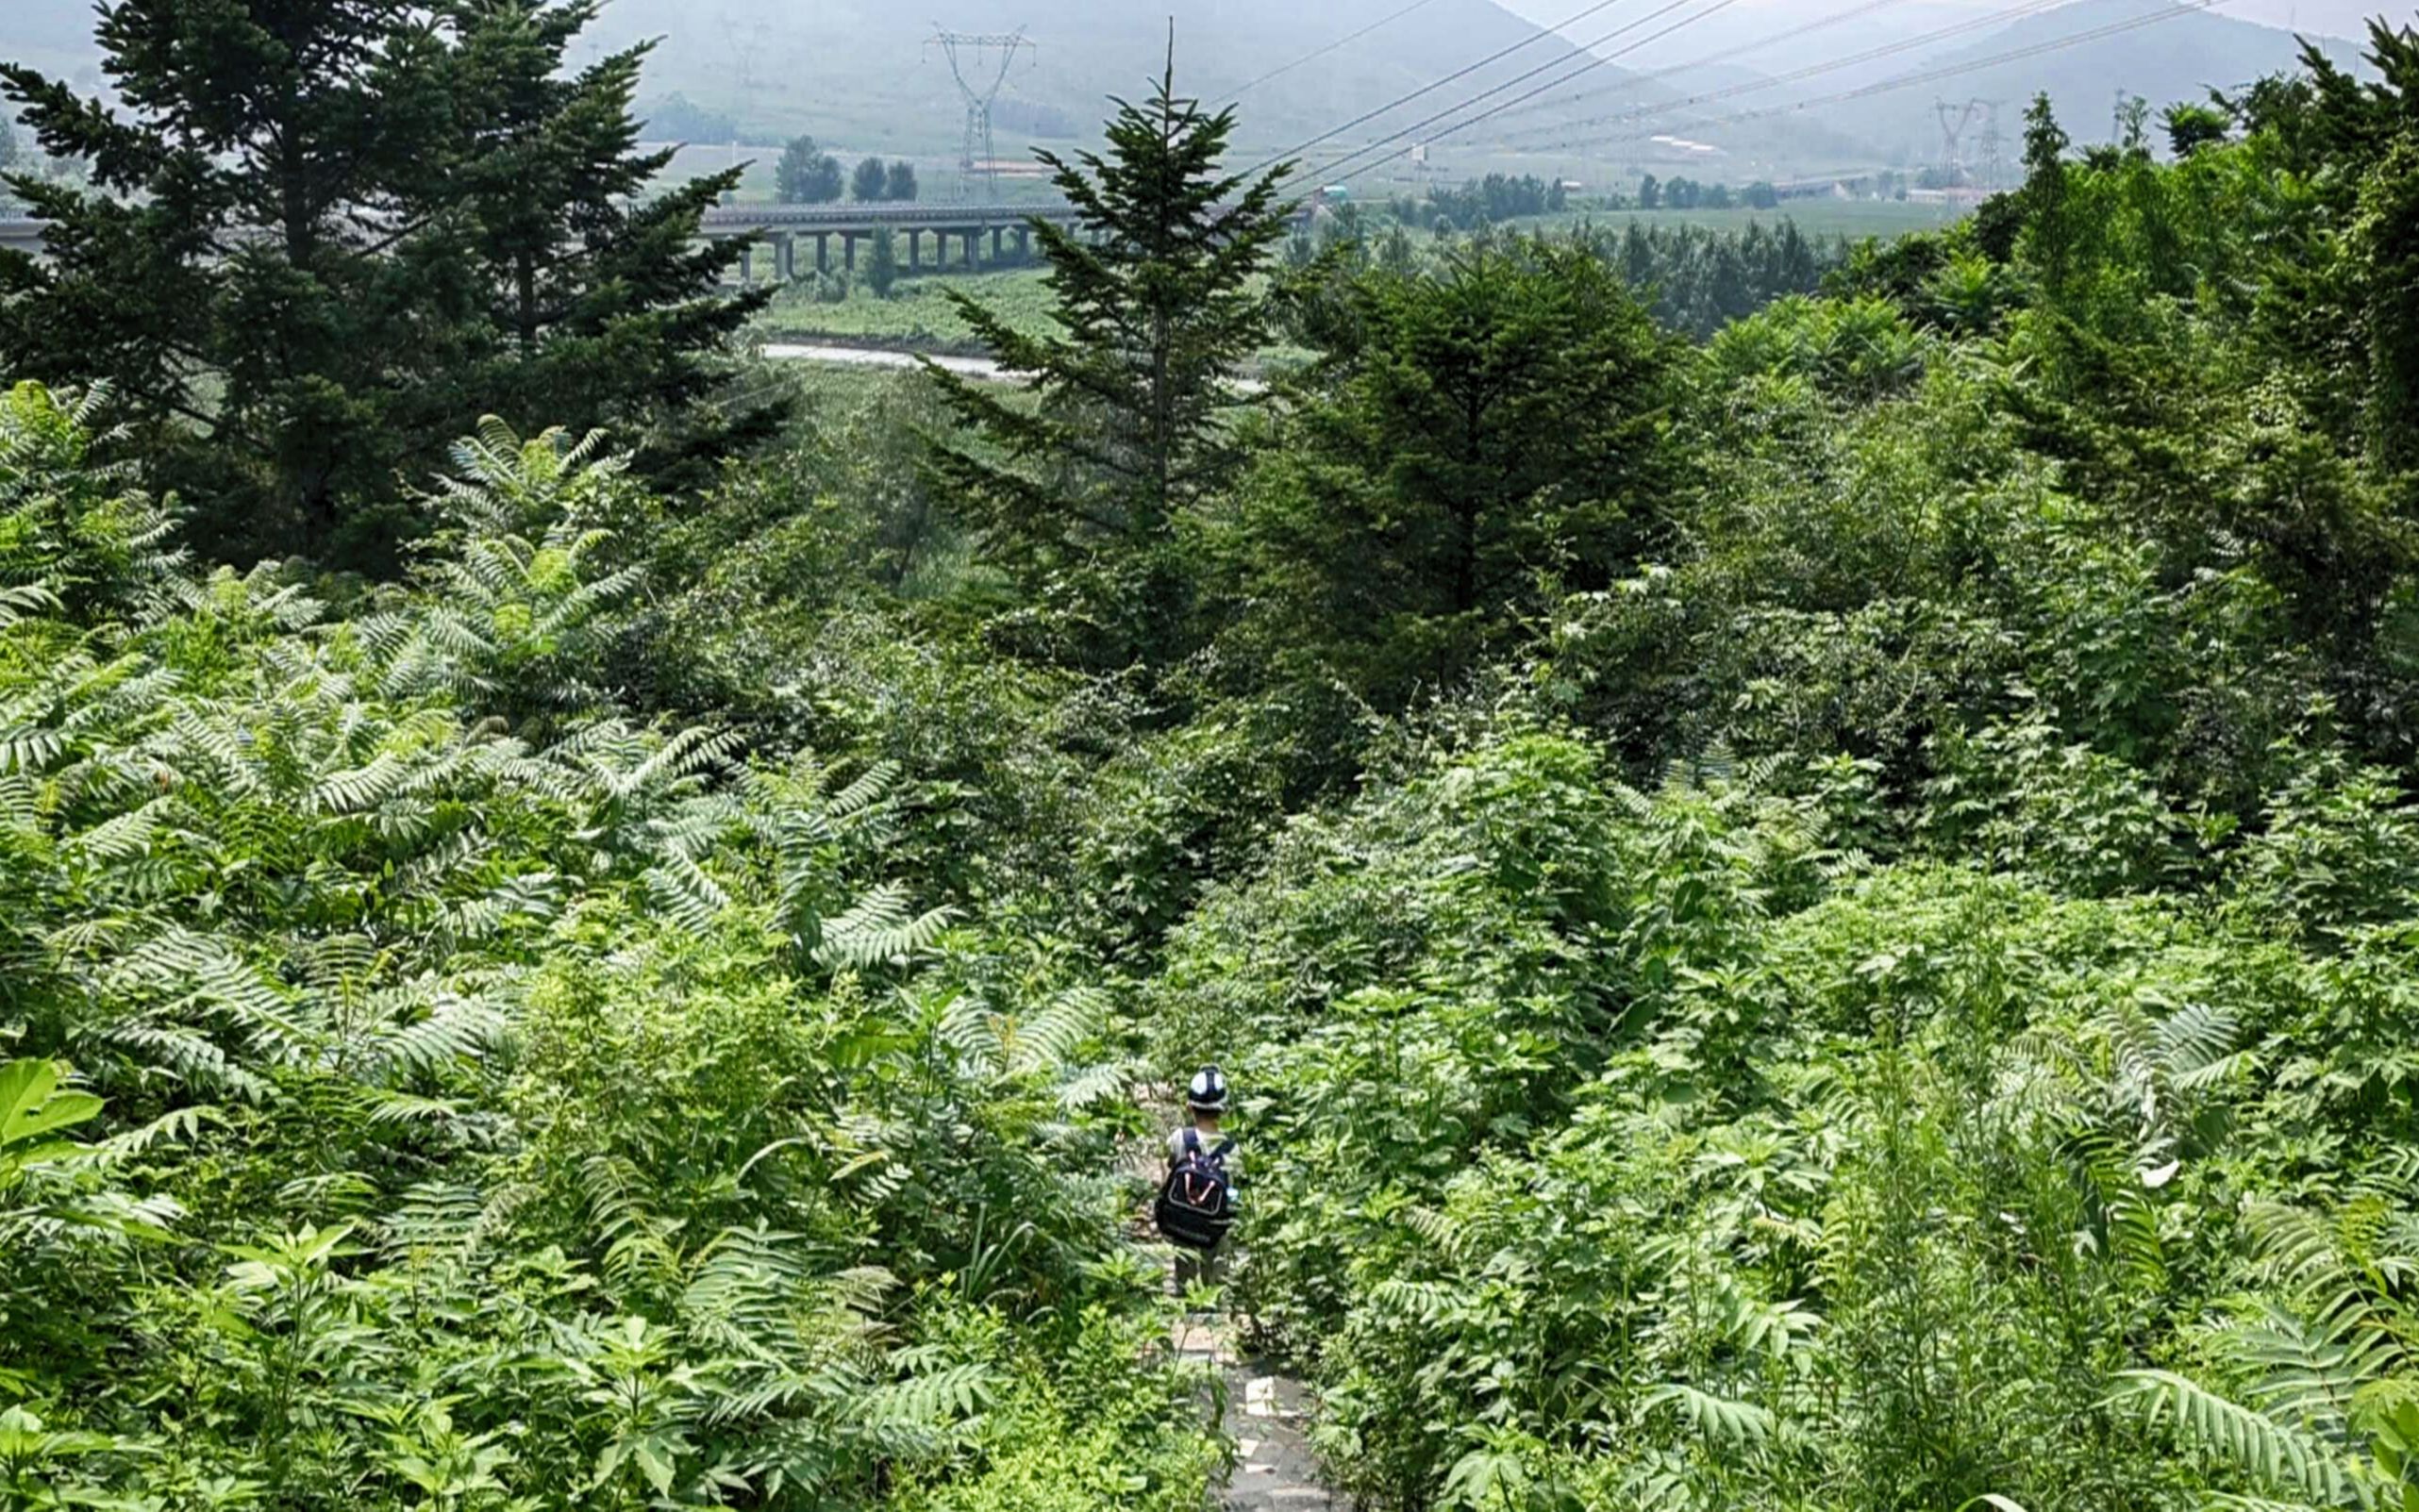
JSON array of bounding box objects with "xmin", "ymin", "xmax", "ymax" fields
[
  {"xmin": 12, "ymin": 0, "xmax": 1891, "ymax": 190},
  {"xmin": 1818, "ymin": 0, "xmax": 2368, "ymax": 162},
  {"xmin": 13, "ymin": 0, "xmax": 2358, "ymax": 193},
  {"xmin": 565, "ymin": 0, "xmax": 1600, "ymax": 159}
]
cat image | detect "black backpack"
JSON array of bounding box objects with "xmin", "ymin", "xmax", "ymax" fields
[{"xmin": 1155, "ymin": 1128, "xmax": 1235, "ymax": 1252}]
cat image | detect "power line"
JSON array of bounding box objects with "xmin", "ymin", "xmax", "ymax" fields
[
  {"xmin": 1303, "ymin": 0, "xmax": 1747, "ymax": 184},
  {"xmin": 1243, "ymin": 0, "xmax": 1636, "ymax": 174},
  {"xmin": 926, "ymin": 25, "xmax": 1038, "ymax": 201},
  {"xmin": 1221, "ymin": 0, "xmax": 1446, "ymax": 103},
  {"xmin": 1479, "ymin": 0, "xmax": 2077, "ymax": 146},
  {"xmin": 1314, "ymin": 0, "xmax": 1774, "ymax": 188},
  {"xmin": 1473, "ymin": 0, "xmax": 1923, "ymax": 132},
  {"xmin": 1470, "ymin": 0, "xmax": 2235, "ymax": 168}
]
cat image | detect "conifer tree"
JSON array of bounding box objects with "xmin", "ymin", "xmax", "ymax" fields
[
  {"xmin": 0, "ymin": 0, "xmax": 456, "ymax": 562},
  {"xmin": 433, "ymin": 0, "xmax": 780, "ymax": 500},
  {"xmin": 2020, "ymin": 92, "xmax": 2076, "ymax": 301},
  {"xmin": 0, "ymin": 0, "xmax": 771, "ymax": 569},
  {"xmin": 922, "ymin": 47, "xmax": 1291, "ymax": 669}
]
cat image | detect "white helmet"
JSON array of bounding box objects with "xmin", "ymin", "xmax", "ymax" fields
[{"xmin": 1186, "ymin": 1065, "xmax": 1229, "ymax": 1113}]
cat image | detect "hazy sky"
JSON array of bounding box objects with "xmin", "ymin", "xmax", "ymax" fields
[{"xmin": 1491, "ymin": 0, "xmax": 2382, "ymax": 59}]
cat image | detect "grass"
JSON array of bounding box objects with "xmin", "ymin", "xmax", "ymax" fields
[
  {"xmin": 1539, "ymin": 200, "xmax": 1967, "ymax": 238},
  {"xmin": 755, "ymin": 267, "xmax": 1059, "ymax": 356}
]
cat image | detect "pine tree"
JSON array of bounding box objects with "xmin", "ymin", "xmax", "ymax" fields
[
  {"xmin": 886, "ymin": 159, "xmax": 919, "ymax": 203},
  {"xmin": 2021, "ymin": 92, "xmax": 2076, "ymax": 301},
  {"xmin": 853, "ymin": 155, "xmax": 889, "ymax": 202},
  {"xmin": 433, "ymin": 0, "xmax": 780, "ymax": 499},
  {"xmin": 0, "ymin": 0, "xmax": 773, "ymax": 569},
  {"xmin": 0, "ymin": 0, "xmax": 457, "ymax": 562},
  {"xmin": 922, "ymin": 47, "xmax": 1292, "ymax": 669}
]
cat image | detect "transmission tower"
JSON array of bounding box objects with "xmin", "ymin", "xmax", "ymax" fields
[
  {"xmin": 1974, "ymin": 99, "xmax": 2007, "ymax": 193},
  {"xmin": 1934, "ymin": 96, "xmax": 1981, "ymax": 187},
  {"xmin": 926, "ymin": 24, "xmax": 1035, "ymax": 201}
]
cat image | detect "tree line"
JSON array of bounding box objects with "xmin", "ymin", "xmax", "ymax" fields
[{"xmin": 776, "ymin": 134, "xmax": 921, "ymax": 205}]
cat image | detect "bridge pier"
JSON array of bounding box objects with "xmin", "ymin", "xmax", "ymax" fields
[
  {"xmin": 739, "ymin": 244, "xmax": 755, "ymax": 285},
  {"xmin": 961, "ymin": 229, "xmax": 976, "ymax": 271},
  {"xmin": 1014, "ymin": 225, "xmax": 1030, "ymax": 259},
  {"xmin": 843, "ymin": 232, "xmax": 858, "ymax": 271},
  {"xmin": 773, "ymin": 235, "xmax": 794, "ymax": 284},
  {"xmin": 908, "ymin": 229, "xmax": 923, "ymax": 272},
  {"xmin": 815, "ymin": 233, "xmax": 829, "ymax": 274},
  {"xmin": 991, "ymin": 225, "xmax": 1004, "ymax": 261}
]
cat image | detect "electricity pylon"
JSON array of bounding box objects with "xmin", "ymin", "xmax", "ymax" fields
[
  {"xmin": 1935, "ymin": 96, "xmax": 1982, "ymax": 187},
  {"xmin": 1974, "ymin": 99, "xmax": 2007, "ymax": 192},
  {"xmin": 927, "ymin": 24, "xmax": 1035, "ymax": 201}
]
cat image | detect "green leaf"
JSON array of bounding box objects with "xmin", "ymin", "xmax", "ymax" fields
[{"xmin": 0, "ymin": 1059, "xmax": 104, "ymax": 1152}]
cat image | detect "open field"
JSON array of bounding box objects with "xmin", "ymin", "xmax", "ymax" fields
[
  {"xmin": 1529, "ymin": 199, "xmax": 1966, "ymax": 238},
  {"xmin": 756, "ymin": 268, "xmax": 1060, "ymax": 355}
]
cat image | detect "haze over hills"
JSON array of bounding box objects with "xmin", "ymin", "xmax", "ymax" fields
[
  {"xmin": 1497, "ymin": 0, "xmax": 2395, "ymax": 49},
  {"xmin": 1810, "ymin": 0, "xmax": 2372, "ymax": 163},
  {"xmin": 571, "ymin": 0, "xmax": 1596, "ymax": 157},
  {"xmin": 1, "ymin": 0, "xmax": 2388, "ymax": 190}
]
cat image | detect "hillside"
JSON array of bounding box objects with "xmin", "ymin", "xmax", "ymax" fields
[
  {"xmin": 1821, "ymin": 0, "xmax": 2368, "ymax": 162},
  {"xmin": 563, "ymin": 0, "xmax": 1590, "ymax": 158}
]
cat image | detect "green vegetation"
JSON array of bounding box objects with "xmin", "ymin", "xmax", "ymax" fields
[
  {"xmin": 759, "ymin": 268, "xmax": 1059, "ymax": 355},
  {"xmin": 923, "ymin": 62, "xmax": 1293, "ymax": 671},
  {"xmin": 777, "ymin": 135, "xmax": 846, "ymax": 205},
  {"xmin": 0, "ymin": 0, "xmax": 775, "ymax": 574},
  {"xmin": 7, "ymin": 5, "xmax": 2419, "ymax": 1512}
]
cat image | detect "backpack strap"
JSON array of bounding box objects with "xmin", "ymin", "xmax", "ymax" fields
[
  {"xmin": 1179, "ymin": 1127, "xmax": 1201, "ymax": 1158},
  {"xmin": 1208, "ymin": 1138, "xmax": 1235, "ymax": 1163}
]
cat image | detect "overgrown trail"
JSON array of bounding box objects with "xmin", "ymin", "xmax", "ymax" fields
[
  {"xmin": 1127, "ymin": 1093, "xmax": 1337, "ymax": 1508},
  {"xmin": 1172, "ymin": 1319, "xmax": 1335, "ymax": 1511}
]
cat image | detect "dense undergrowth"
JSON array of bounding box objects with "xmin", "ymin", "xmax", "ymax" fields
[
  {"xmin": 7, "ymin": 17, "xmax": 2419, "ymax": 1512},
  {"xmin": 0, "ymin": 389, "xmax": 1217, "ymax": 1510}
]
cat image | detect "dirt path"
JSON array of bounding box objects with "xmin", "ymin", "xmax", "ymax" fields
[
  {"xmin": 1172, "ymin": 1318, "xmax": 1337, "ymax": 1511},
  {"xmin": 1128, "ymin": 1088, "xmax": 1336, "ymax": 1507}
]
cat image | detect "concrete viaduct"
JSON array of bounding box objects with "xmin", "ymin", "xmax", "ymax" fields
[
  {"xmin": 1, "ymin": 198, "xmax": 1309, "ymax": 279},
  {"xmin": 706, "ymin": 202, "xmax": 1084, "ymax": 283},
  {"xmin": 0, "ymin": 202, "xmax": 1088, "ymax": 279}
]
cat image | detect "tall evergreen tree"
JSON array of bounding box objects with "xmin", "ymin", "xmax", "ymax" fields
[
  {"xmin": 433, "ymin": 0, "xmax": 780, "ymax": 499},
  {"xmin": 0, "ymin": 0, "xmax": 771, "ymax": 569},
  {"xmin": 0, "ymin": 0, "xmax": 456, "ymax": 562},
  {"xmin": 1227, "ymin": 240, "xmax": 1677, "ymax": 709},
  {"xmin": 922, "ymin": 51, "xmax": 1292, "ymax": 669},
  {"xmin": 2020, "ymin": 92, "xmax": 2076, "ymax": 301},
  {"xmin": 886, "ymin": 159, "xmax": 919, "ymax": 203}
]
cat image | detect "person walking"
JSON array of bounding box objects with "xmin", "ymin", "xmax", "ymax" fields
[{"xmin": 1157, "ymin": 1066, "xmax": 1238, "ymax": 1300}]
